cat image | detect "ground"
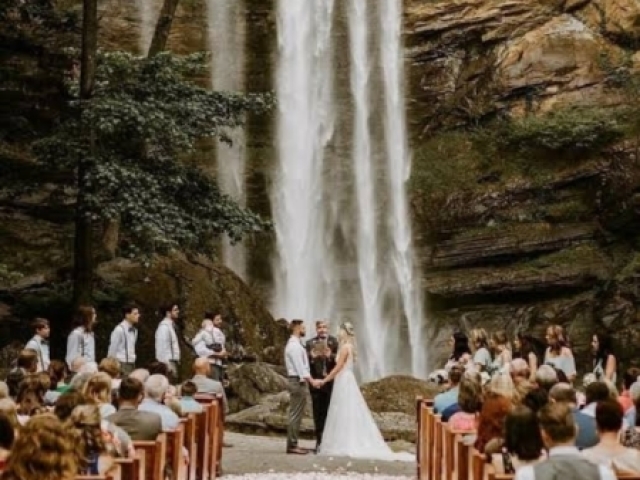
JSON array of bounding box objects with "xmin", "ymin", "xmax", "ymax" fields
[{"xmin": 222, "ymin": 432, "xmax": 415, "ymax": 479}]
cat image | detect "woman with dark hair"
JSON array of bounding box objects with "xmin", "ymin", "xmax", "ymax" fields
[
  {"xmin": 543, "ymin": 325, "xmax": 576, "ymax": 382},
  {"xmin": 513, "ymin": 333, "xmax": 544, "ymax": 380},
  {"xmin": 592, "ymin": 333, "xmax": 617, "ymax": 383},
  {"xmin": 65, "ymin": 305, "xmax": 97, "ymax": 368},
  {"xmin": 445, "ymin": 332, "xmax": 472, "ymax": 369},
  {"xmin": 490, "ymin": 406, "xmax": 545, "ymax": 473}
]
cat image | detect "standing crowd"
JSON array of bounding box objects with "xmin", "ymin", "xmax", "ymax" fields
[
  {"xmin": 0, "ymin": 302, "xmax": 230, "ymax": 477},
  {"xmin": 430, "ymin": 325, "xmax": 640, "ymax": 479}
]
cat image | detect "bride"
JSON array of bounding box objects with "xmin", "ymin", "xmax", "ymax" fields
[{"xmin": 317, "ymin": 322, "xmax": 413, "ymax": 462}]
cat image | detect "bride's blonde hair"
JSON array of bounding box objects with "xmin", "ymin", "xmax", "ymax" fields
[{"xmin": 338, "ymin": 321, "xmax": 357, "ymax": 360}]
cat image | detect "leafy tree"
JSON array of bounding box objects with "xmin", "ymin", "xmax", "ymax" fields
[{"xmin": 34, "ymin": 50, "xmax": 274, "ymax": 302}]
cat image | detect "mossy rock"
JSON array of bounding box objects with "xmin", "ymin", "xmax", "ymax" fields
[{"xmin": 360, "ymin": 375, "xmax": 439, "ymax": 415}]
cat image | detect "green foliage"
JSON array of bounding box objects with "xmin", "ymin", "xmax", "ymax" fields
[
  {"xmin": 34, "ymin": 50, "xmax": 274, "ymax": 257},
  {"xmin": 0, "ymin": 264, "xmax": 22, "ymax": 285},
  {"xmin": 473, "ymin": 107, "xmax": 625, "ymax": 162}
]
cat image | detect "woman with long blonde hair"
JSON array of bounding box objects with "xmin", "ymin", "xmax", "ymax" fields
[
  {"xmin": 543, "ymin": 325, "xmax": 576, "ymax": 382},
  {"xmin": 316, "ymin": 322, "xmax": 412, "ymax": 461},
  {"xmin": 1, "ymin": 414, "xmax": 78, "ymax": 480}
]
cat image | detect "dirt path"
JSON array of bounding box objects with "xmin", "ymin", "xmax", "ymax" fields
[{"xmin": 222, "ymin": 432, "xmax": 416, "ymax": 478}]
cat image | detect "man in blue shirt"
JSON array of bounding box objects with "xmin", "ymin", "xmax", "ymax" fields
[{"xmin": 434, "ymin": 365, "xmax": 463, "ymax": 414}]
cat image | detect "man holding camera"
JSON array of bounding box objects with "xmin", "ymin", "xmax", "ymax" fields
[{"xmin": 192, "ymin": 312, "xmax": 228, "ymax": 381}]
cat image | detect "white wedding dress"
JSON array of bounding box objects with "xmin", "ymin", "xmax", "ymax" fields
[{"xmin": 319, "ymin": 346, "xmax": 414, "ymax": 462}]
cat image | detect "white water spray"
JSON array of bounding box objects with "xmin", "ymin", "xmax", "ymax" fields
[
  {"xmin": 273, "ymin": 0, "xmax": 337, "ymax": 331},
  {"xmin": 348, "ymin": 0, "xmax": 386, "ymax": 380},
  {"xmin": 207, "ymin": 0, "xmax": 248, "ymax": 280},
  {"xmin": 379, "ymin": 0, "xmax": 428, "ymax": 377}
]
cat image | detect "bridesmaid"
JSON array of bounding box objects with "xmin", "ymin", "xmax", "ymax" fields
[
  {"xmin": 470, "ymin": 329, "xmax": 492, "ymax": 373},
  {"xmin": 543, "ymin": 325, "xmax": 576, "ymax": 383},
  {"xmin": 489, "ymin": 331, "xmax": 512, "ymax": 374},
  {"xmin": 592, "ymin": 332, "xmax": 617, "ymax": 383}
]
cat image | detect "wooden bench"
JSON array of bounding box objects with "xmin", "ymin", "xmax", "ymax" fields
[
  {"xmin": 132, "ymin": 433, "xmax": 166, "ymax": 480},
  {"xmin": 194, "ymin": 393, "xmax": 224, "ymax": 479}
]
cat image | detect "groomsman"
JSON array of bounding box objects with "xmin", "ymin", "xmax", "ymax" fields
[
  {"xmin": 306, "ymin": 319, "xmax": 338, "ymax": 452},
  {"xmin": 25, "ymin": 318, "xmax": 51, "ymax": 372},
  {"xmin": 155, "ymin": 303, "xmax": 181, "ymax": 382},
  {"xmin": 285, "ymin": 319, "xmax": 320, "ymax": 455},
  {"xmin": 107, "ymin": 305, "xmax": 140, "ymax": 376},
  {"xmin": 66, "ymin": 305, "xmax": 97, "ymax": 368},
  {"xmin": 192, "ymin": 312, "xmax": 228, "ymax": 381}
]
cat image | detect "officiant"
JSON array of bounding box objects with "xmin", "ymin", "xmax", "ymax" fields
[{"xmin": 306, "ymin": 319, "xmax": 339, "ymax": 452}]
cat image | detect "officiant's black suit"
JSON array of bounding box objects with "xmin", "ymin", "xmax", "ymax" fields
[{"xmin": 306, "ymin": 335, "xmax": 339, "ymax": 448}]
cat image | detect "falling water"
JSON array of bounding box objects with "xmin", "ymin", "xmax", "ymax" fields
[
  {"xmin": 348, "ymin": 0, "xmax": 386, "ymax": 380},
  {"xmin": 207, "ymin": 0, "xmax": 248, "ymax": 280},
  {"xmin": 379, "ymin": 0, "xmax": 428, "ymax": 377},
  {"xmin": 135, "ymin": 0, "xmax": 160, "ymax": 55},
  {"xmin": 273, "ymin": 1, "xmax": 337, "ymax": 331}
]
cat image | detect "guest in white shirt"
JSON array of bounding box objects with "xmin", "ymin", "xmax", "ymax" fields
[
  {"xmin": 155, "ymin": 304, "xmax": 181, "ymax": 382},
  {"xmin": 107, "ymin": 305, "xmax": 140, "ymax": 376},
  {"xmin": 284, "ymin": 319, "xmax": 321, "ymax": 455},
  {"xmin": 515, "ymin": 402, "xmax": 616, "ymax": 480},
  {"xmin": 24, "ymin": 318, "xmax": 51, "ymax": 372},
  {"xmin": 582, "ymin": 400, "xmax": 640, "ymax": 473},
  {"xmin": 66, "ymin": 305, "xmax": 97, "ymax": 368}
]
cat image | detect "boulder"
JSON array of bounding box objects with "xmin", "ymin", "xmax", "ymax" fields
[
  {"xmin": 360, "ymin": 375, "xmax": 440, "ymax": 416},
  {"xmin": 225, "ymin": 362, "xmax": 289, "ymax": 413}
]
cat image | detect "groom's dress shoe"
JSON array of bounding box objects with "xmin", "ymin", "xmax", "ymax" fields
[{"xmin": 286, "ymin": 447, "xmax": 308, "ymax": 455}]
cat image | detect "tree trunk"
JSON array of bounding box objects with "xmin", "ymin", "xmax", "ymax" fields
[
  {"xmin": 148, "ymin": 0, "xmax": 180, "ymax": 57},
  {"xmin": 72, "ymin": 0, "xmax": 98, "ymax": 307}
]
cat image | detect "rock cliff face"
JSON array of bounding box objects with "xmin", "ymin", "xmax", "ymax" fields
[
  {"xmin": 406, "ymin": 0, "xmax": 640, "ymax": 370},
  {"xmin": 2, "ymin": 0, "xmax": 640, "ymax": 376}
]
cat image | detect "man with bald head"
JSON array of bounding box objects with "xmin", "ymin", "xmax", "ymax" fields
[{"xmin": 189, "ymin": 357, "xmax": 227, "ymax": 413}]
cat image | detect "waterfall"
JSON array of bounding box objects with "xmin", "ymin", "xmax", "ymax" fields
[
  {"xmin": 379, "ymin": 0, "xmax": 428, "ymax": 378},
  {"xmin": 273, "ymin": 0, "xmax": 337, "ymax": 329},
  {"xmin": 273, "ymin": 0, "xmax": 428, "ymax": 377},
  {"xmin": 348, "ymin": 0, "xmax": 386, "ymax": 380},
  {"xmin": 136, "ymin": 0, "xmax": 160, "ymax": 55},
  {"xmin": 207, "ymin": 0, "xmax": 248, "ymax": 280}
]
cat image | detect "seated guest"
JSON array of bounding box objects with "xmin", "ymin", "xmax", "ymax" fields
[
  {"xmin": 535, "ymin": 365, "xmax": 558, "ymax": 393},
  {"xmin": 68, "ymin": 372, "xmax": 93, "ymax": 392},
  {"xmin": 16, "ymin": 375, "xmax": 46, "ymax": 419},
  {"xmin": 434, "ymin": 365, "xmax": 463, "ymax": 414},
  {"xmin": 514, "ymin": 402, "xmax": 616, "ymax": 480},
  {"xmin": 510, "ymin": 358, "xmax": 531, "ymax": 386},
  {"xmin": 45, "ymin": 360, "xmax": 70, "ymax": 405},
  {"xmin": 190, "ymin": 358, "xmax": 228, "ymax": 413},
  {"xmin": 448, "ymin": 375, "xmax": 483, "ymax": 430},
  {"xmin": 69, "ymin": 356, "xmax": 87, "ymax": 380},
  {"xmin": 522, "ymin": 387, "xmax": 549, "ymax": 413},
  {"xmin": 619, "ymin": 368, "xmax": 640, "ymax": 413},
  {"xmin": 623, "ymin": 382, "xmax": 640, "ymax": 448},
  {"xmin": 582, "ymin": 382, "xmax": 616, "ymax": 418},
  {"xmin": 491, "ymin": 406, "xmax": 545, "ymax": 473},
  {"xmin": 0, "ymin": 413, "xmax": 14, "ymax": 473},
  {"xmin": 129, "ymin": 368, "xmax": 150, "ymax": 384},
  {"xmin": 443, "ymin": 332, "xmax": 472, "ymax": 370},
  {"xmin": 0, "ymin": 399, "xmax": 19, "ymax": 436},
  {"xmin": 138, "ymin": 374, "xmax": 180, "ymax": 431},
  {"xmin": 179, "ymin": 381, "xmax": 203, "ymax": 414},
  {"xmin": 0, "ymin": 382, "xmax": 8, "ymax": 400},
  {"xmin": 83, "ymin": 372, "xmax": 117, "ymax": 418},
  {"xmin": 53, "ymin": 390, "xmax": 87, "ymax": 422},
  {"xmin": 6, "ymin": 350, "xmax": 38, "ymax": 398},
  {"xmin": 148, "ymin": 361, "xmax": 170, "ymax": 377},
  {"xmin": 549, "ymin": 382, "xmax": 598, "ymax": 450},
  {"xmin": 99, "ymin": 357, "xmax": 122, "ymax": 391},
  {"xmin": 583, "ymin": 401, "xmax": 640, "ymax": 473},
  {"xmin": 475, "ymin": 372, "xmax": 514, "ymax": 453},
  {"xmin": 79, "ymin": 361, "xmax": 98, "ymax": 375},
  {"xmin": 624, "ymin": 381, "xmax": 640, "ymax": 427},
  {"xmin": 107, "ymin": 377, "xmax": 162, "ymax": 441},
  {"xmin": 0, "ymin": 414, "xmax": 79, "ymax": 480},
  {"xmin": 66, "ymin": 404, "xmax": 116, "ymax": 475}
]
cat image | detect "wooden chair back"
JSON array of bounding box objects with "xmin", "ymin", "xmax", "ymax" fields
[
  {"xmin": 194, "ymin": 403, "xmax": 211, "ymax": 480},
  {"xmin": 113, "ymin": 457, "xmax": 138, "ymax": 480},
  {"xmin": 166, "ymin": 422, "xmax": 187, "ymax": 480},
  {"xmin": 183, "ymin": 414, "xmax": 197, "ymax": 480},
  {"xmin": 132, "ymin": 433, "xmax": 166, "ymax": 480}
]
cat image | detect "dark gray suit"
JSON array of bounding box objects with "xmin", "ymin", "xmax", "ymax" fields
[{"xmin": 106, "ymin": 406, "xmax": 163, "ymax": 441}]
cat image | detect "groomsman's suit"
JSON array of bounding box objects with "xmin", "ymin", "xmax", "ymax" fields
[{"xmin": 306, "ymin": 333, "xmax": 339, "ymax": 449}]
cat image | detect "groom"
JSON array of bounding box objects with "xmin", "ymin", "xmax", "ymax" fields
[{"xmin": 306, "ymin": 319, "xmax": 339, "ymax": 452}]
